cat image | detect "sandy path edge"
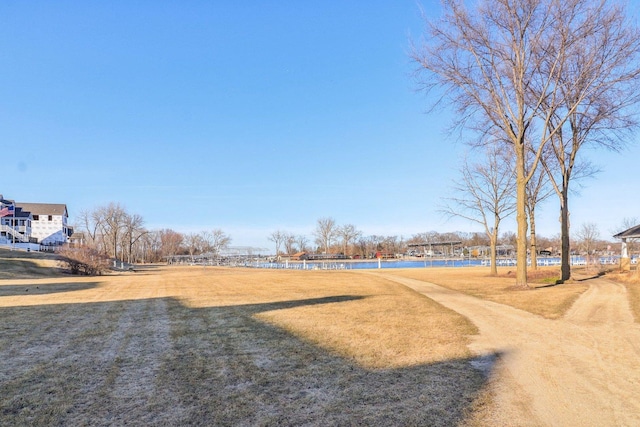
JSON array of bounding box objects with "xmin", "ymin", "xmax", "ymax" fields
[{"xmin": 375, "ymin": 273, "xmax": 640, "ymax": 426}]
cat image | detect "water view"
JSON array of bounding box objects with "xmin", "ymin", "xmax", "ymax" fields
[{"xmin": 253, "ymin": 256, "xmax": 624, "ymax": 270}]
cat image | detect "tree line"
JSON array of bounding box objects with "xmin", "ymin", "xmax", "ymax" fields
[
  {"xmin": 412, "ymin": 0, "xmax": 640, "ymax": 285},
  {"xmin": 268, "ymin": 216, "xmax": 630, "ymax": 261},
  {"xmin": 62, "ymin": 202, "xmax": 231, "ymax": 272},
  {"xmin": 61, "ymin": 201, "xmax": 633, "ymax": 276}
]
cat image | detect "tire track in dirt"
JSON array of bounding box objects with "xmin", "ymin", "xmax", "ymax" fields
[{"xmin": 376, "ymin": 273, "xmax": 640, "ymax": 426}]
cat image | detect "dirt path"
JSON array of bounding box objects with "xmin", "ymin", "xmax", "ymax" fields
[{"xmin": 378, "ymin": 274, "xmax": 640, "ymax": 426}]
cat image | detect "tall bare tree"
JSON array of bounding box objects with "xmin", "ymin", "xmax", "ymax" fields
[
  {"xmin": 93, "ymin": 202, "xmax": 128, "ymax": 259},
  {"xmin": 412, "ymin": 0, "xmax": 640, "ymax": 287},
  {"xmin": 525, "ymin": 148, "xmax": 555, "ymax": 270},
  {"xmin": 413, "ymin": 0, "xmax": 561, "ymax": 286},
  {"xmin": 159, "ymin": 229, "xmax": 184, "ymax": 260},
  {"xmin": 441, "ymin": 145, "xmax": 516, "ymax": 275},
  {"xmin": 140, "ymin": 230, "xmax": 161, "ymax": 263},
  {"xmin": 268, "ymin": 230, "xmax": 286, "ymax": 256},
  {"xmin": 122, "ymin": 213, "xmax": 147, "ymax": 264},
  {"xmin": 338, "ymin": 224, "xmax": 362, "ymax": 256},
  {"xmin": 295, "ymin": 235, "xmax": 309, "ymax": 253},
  {"xmin": 283, "ymin": 232, "xmax": 296, "ymax": 255},
  {"xmin": 77, "ymin": 209, "xmax": 99, "ymax": 248},
  {"xmin": 575, "ymin": 222, "xmax": 600, "ymax": 268},
  {"xmin": 184, "ymin": 233, "xmax": 204, "ymax": 261},
  {"xmin": 313, "ymin": 217, "xmax": 337, "ymax": 254},
  {"xmin": 537, "ymin": 0, "xmax": 640, "ymax": 281},
  {"xmin": 209, "ymin": 229, "xmax": 231, "ymax": 256}
]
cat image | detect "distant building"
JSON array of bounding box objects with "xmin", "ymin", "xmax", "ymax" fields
[
  {"xmin": 290, "ymin": 251, "xmax": 307, "ymax": 260},
  {"xmin": 0, "ymin": 196, "xmax": 32, "ymax": 245},
  {"xmin": 614, "ymin": 223, "xmax": 640, "ymax": 271},
  {"xmin": 16, "ymin": 202, "xmax": 70, "ymax": 246}
]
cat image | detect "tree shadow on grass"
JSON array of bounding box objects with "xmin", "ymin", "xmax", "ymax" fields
[
  {"xmin": 0, "ymin": 281, "xmax": 101, "ymax": 297},
  {"xmin": 0, "ymin": 258, "xmax": 65, "ymax": 280},
  {"xmin": 0, "ymin": 296, "xmax": 497, "ymax": 426}
]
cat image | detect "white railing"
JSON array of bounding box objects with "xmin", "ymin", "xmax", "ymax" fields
[{"xmin": 0, "ymin": 224, "xmax": 30, "ymax": 243}]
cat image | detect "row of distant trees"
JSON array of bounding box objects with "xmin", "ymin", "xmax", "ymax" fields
[
  {"xmin": 62, "ymin": 202, "xmax": 634, "ymax": 275},
  {"xmin": 268, "ymin": 217, "xmax": 633, "ymax": 261},
  {"xmin": 70, "ymin": 202, "xmax": 231, "ymax": 265}
]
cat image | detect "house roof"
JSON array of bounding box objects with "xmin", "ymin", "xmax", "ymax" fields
[
  {"xmin": 13, "ymin": 207, "xmax": 31, "ymax": 218},
  {"xmin": 16, "ymin": 203, "xmax": 68, "ymax": 217},
  {"xmin": 613, "ymin": 224, "xmax": 640, "ymax": 239}
]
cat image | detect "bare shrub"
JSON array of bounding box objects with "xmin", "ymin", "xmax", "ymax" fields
[{"xmin": 58, "ymin": 246, "xmax": 110, "ymax": 275}]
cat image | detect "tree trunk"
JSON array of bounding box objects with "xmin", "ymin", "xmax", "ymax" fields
[
  {"xmin": 516, "ymin": 148, "xmax": 529, "ymax": 288},
  {"xmin": 560, "ymin": 188, "xmax": 571, "ymax": 282},
  {"xmin": 490, "ymin": 232, "xmax": 498, "ymax": 276},
  {"xmin": 530, "ymin": 212, "xmax": 538, "ymax": 271}
]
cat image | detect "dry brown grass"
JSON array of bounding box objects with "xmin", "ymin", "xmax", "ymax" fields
[
  {"xmin": 0, "ymin": 265, "xmax": 490, "ymax": 426},
  {"xmin": 387, "ymin": 266, "xmax": 590, "ymax": 319},
  {"xmin": 1, "ymin": 261, "xmax": 604, "ymax": 425},
  {"xmin": 252, "ymin": 271, "xmax": 477, "ymax": 369},
  {"xmin": 0, "ymin": 249, "xmax": 64, "ymax": 279},
  {"xmin": 605, "ymin": 268, "xmax": 640, "ymax": 322}
]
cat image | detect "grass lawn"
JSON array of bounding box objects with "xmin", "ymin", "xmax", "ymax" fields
[
  {"xmin": 1, "ymin": 250, "xmax": 623, "ymax": 426},
  {"xmin": 0, "ymin": 264, "xmax": 489, "ymax": 426}
]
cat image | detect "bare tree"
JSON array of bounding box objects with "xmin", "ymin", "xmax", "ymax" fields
[
  {"xmin": 413, "ymin": 0, "xmax": 557, "ymax": 286},
  {"xmin": 526, "ymin": 148, "xmax": 555, "ymax": 270},
  {"xmin": 382, "ymin": 235, "xmax": 403, "ymax": 256},
  {"xmin": 77, "ymin": 209, "xmax": 99, "ymax": 248},
  {"xmin": 283, "ymin": 232, "xmax": 296, "ymax": 255},
  {"xmin": 159, "ymin": 229, "xmax": 184, "ymax": 260},
  {"xmin": 199, "ymin": 230, "xmax": 213, "ymax": 253},
  {"xmin": 79, "ymin": 203, "xmax": 149, "ymax": 263},
  {"xmin": 140, "ymin": 230, "xmax": 161, "ymax": 263},
  {"xmin": 368, "ymin": 235, "xmax": 386, "ymax": 255},
  {"xmin": 295, "ymin": 235, "xmax": 309, "ymax": 253},
  {"xmin": 313, "ymin": 217, "xmax": 337, "ymax": 254},
  {"xmin": 122, "ymin": 213, "xmax": 147, "ymax": 264},
  {"xmin": 184, "ymin": 233, "xmax": 203, "ymax": 261},
  {"xmin": 209, "ymin": 229, "xmax": 231, "ymax": 256},
  {"xmin": 338, "ymin": 224, "xmax": 362, "ymax": 256},
  {"xmin": 538, "ymin": 0, "xmax": 640, "ymax": 281},
  {"xmin": 575, "ymin": 222, "xmax": 600, "ymax": 269},
  {"xmin": 268, "ymin": 230, "xmax": 286, "ymax": 256},
  {"xmin": 93, "ymin": 202, "xmax": 128, "ymax": 259},
  {"xmin": 441, "ymin": 145, "xmax": 516, "ymax": 275},
  {"xmin": 412, "ymin": 0, "xmax": 640, "ymax": 287}
]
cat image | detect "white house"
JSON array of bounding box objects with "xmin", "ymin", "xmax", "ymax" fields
[
  {"xmin": 0, "ymin": 197, "xmax": 32, "ymax": 245},
  {"xmin": 16, "ymin": 202, "xmax": 70, "ymax": 246}
]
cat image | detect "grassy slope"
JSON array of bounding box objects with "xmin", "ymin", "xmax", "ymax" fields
[{"xmin": 0, "ymin": 248, "xmax": 64, "ymax": 279}]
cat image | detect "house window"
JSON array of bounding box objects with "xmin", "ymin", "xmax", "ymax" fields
[
  {"xmin": 33, "ymin": 215, "xmax": 39, "ymax": 220},
  {"xmin": 48, "ymin": 215, "xmax": 53, "ymax": 221}
]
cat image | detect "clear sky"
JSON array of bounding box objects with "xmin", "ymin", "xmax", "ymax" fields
[{"xmin": 2, "ymin": 1, "xmax": 639, "ymax": 250}]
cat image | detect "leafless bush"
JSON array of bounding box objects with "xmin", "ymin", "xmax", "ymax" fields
[{"xmin": 58, "ymin": 246, "xmax": 110, "ymax": 275}]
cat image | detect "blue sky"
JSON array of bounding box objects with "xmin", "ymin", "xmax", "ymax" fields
[{"xmin": 2, "ymin": 1, "xmax": 639, "ymax": 249}]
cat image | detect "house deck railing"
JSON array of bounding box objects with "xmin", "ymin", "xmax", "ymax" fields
[{"xmin": 0, "ymin": 224, "xmax": 30, "ymax": 243}]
